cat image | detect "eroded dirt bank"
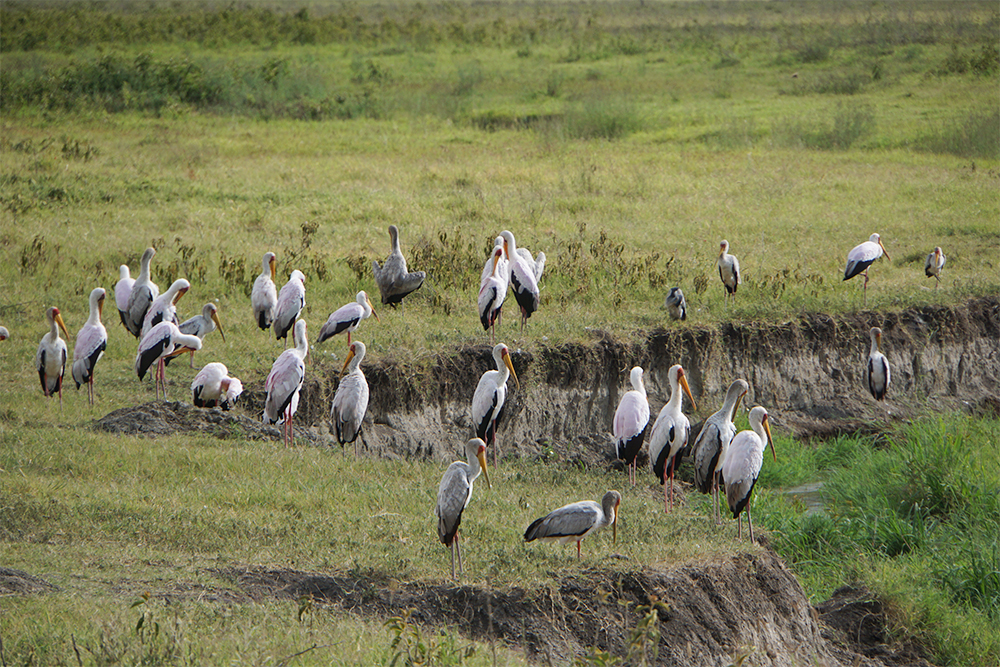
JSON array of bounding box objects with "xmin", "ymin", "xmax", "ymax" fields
[{"xmin": 291, "ymin": 296, "xmax": 999, "ymax": 464}]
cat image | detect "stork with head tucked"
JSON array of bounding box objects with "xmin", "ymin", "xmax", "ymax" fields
[
  {"xmin": 252, "ymin": 252, "xmax": 278, "ymax": 331},
  {"xmin": 717, "ymin": 240, "xmax": 740, "ymax": 307},
  {"xmin": 372, "ymin": 225, "xmax": 425, "ymax": 312},
  {"xmin": 866, "ymin": 327, "xmax": 890, "ymax": 401},
  {"xmin": 124, "ymin": 248, "xmax": 159, "ymax": 338},
  {"xmin": 331, "ymin": 340, "xmax": 370, "ymax": 456},
  {"xmin": 135, "ymin": 321, "xmax": 202, "ymax": 400},
  {"xmin": 648, "ymin": 364, "xmax": 697, "ymax": 511},
  {"xmin": 692, "ymin": 378, "xmax": 749, "ymax": 524},
  {"xmin": 524, "ymin": 490, "xmax": 621, "ymax": 559},
  {"xmin": 72, "ymin": 288, "xmax": 108, "ymax": 406},
  {"xmin": 471, "ymin": 343, "xmax": 519, "ymax": 466},
  {"xmin": 317, "ymin": 291, "xmax": 379, "ymax": 347},
  {"xmin": 191, "ymin": 362, "xmax": 243, "ymax": 410},
  {"xmin": 925, "ymin": 246, "xmax": 945, "ymax": 289},
  {"xmin": 500, "ymin": 230, "xmax": 539, "ymax": 332},
  {"xmin": 265, "ymin": 319, "xmax": 308, "ymax": 446},
  {"xmin": 436, "ymin": 438, "xmax": 492, "ymax": 580},
  {"xmin": 613, "ymin": 366, "xmax": 650, "ymax": 486},
  {"xmin": 274, "ymin": 270, "xmax": 306, "ymax": 346},
  {"xmin": 723, "ymin": 406, "xmax": 776, "ymax": 543},
  {"xmin": 844, "ymin": 233, "xmax": 890, "ymax": 305},
  {"xmin": 36, "ymin": 306, "xmax": 69, "ymax": 406}
]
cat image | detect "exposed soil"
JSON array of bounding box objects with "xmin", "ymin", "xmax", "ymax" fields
[{"xmin": 59, "ymin": 298, "xmax": 999, "ymax": 665}]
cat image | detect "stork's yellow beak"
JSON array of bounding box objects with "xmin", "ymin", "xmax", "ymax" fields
[
  {"xmin": 502, "ymin": 348, "xmax": 519, "ymax": 390},
  {"xmin": 211, "ymin": 309, "xmax": 226, "ymax": 342},
  {"xmin": 476, "ymin": 448, "xmax": 492, "ymax": 490}
]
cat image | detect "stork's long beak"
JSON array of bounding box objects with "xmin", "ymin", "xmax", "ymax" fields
[
  {"xmin": 477, "ymin": 448, "xmax": 492, "ymax": 490},
  {"xmin": 875, "ymin": 330, "xmax": 882, "ymax": 351},
  {"xmin": 502, "ymin": 348, "xmax": 519, "ymax": 390},
  {"xmin": 763, "ymin": 414, "xmax": 776, "ymax": 462},
  {"xmin": 167, "ymin": 346, "xmax": 196, "ymax": 358},
  {"xmin": 491, "ymin": 251, "xmax": 501, "ymax": 276},
  {"xmin": 341, "ymin": 346, "xmax": 356, "ymax": 376},
  {"xmin": 612, "ymin": 501, "xmax": 619, "ymax": 546},
  {"xmin": 367, "ymin": 296, "xmax": 380, "ymax": 323},
  {"xmin": 679, "ymin": 373, "xmax": 696, "ymax": 412},
  {"xmin": 97, "ymin": 293, "xmax": 105, "ymax": 319},
  {"xmin": 54, "ymin": 311, "xmax": 69, "ymax": 338},
  {"xmin": 211, "ymin": 309, "xmax": 226, "ymax": 342},
  {"xmin": 173, "ymin": 286, "xmax": 189, "ymax": 305},
  {"xmin": 879, "ymin": 238, "xmax": 891, "ymax": 261},
  {"xmin": 269, "ymin": 255, "xmax": 277, "ymax": 276}
]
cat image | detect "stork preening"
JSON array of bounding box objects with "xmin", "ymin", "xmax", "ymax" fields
[
  {"xmin": 252, "ymin": 252, "xmax": 278, "ymax": 330},
  {"xmin": 317, "ymin": 291, "xmax": 379, "ymax": 347},
  {"xmin": 648, "ymin": 364, "xmax": 697, "ymax": 512},
  {"xmin": 166, "ymin": 302, "xmax": 225, "ymax": 368},
  {"xmin": 613, "ymin": 366, "xmax": 650, "ymax": 486},
  {"xmin": 515, "ymin": 246, "xmax": 546, "ymax": 283},
  {"xmin": 265, "ymin": 319, "xmax": 308, "ymax": 446},
  {"xmin": 665, "ymin": 287, "xmax": 687, "ymax": 321},
  {"xmin": 191, "ymin": 362, "xmax": 243, "ymax": 410},
  {"xmin": 471, "ymin": 343, "xmax": 519, "ymax": 466},
  {"xmin": 500, "ymin": 231, "xmax": 539, "ymax": 332},
  {"xmin": 436, "ymin": 438, "xmax": 492, "ymax": 580},
  {"xmin": 925, "ymin": 246, "xmax": 946, "ymax": 289},
  {"xmin": 71, "ymin": 288, "xmax": 108, "ymax": 406},
  {"xmin": 717, "ymin": 240, "xmax": 740, "ymax": 307},
  {"xmin": 114, "ymin": 265, "xmax": 134, "ymax": 331},
  {"xmin": 478, "ymin": 246, "xmax": 508, "ymax": 344},
  {"xmin": 36, "ymin": 306, "xmax": 69, "ymax": 406},
  {"xmin": 723, "ymin": 406, "xmax": 776, "ymax": 543},
  {"xmin": 330, "ymin": 340, "xmax": 370, "ymax": 455},
  {"xmin": 692, "ymin": 378, "xmax": 749, "ymax": 524},
  {"xmin": 524, "ymin": 490, "xmax": 621, "ymax": 559},
  {"xmin": 274, "ymin": 270, "xmax": 306, "ymax": 345},
  {"xmin": 372, "ymin": 225, "xmax": 425, "ymax": 312},
  {"xmin": 844, "ymin": 233, "xmax": 890, "ymax": 305},
  {"xmin": 140, "ymin": 278, "xmax": 190, "ymax": 339},
  {"xmin": 866, "ymin": 326, "xmax": 890, "ymax": 401},
  {"xmin": 135, "ymin": 321, "xmax": 202, "ymax": 400},
  {"xmin": 124, "ymin": 247, "xmax": 159, "ymax": 338}
]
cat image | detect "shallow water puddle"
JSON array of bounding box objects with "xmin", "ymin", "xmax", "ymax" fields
[{"xmin": 782, "ymin": 482, "xmax": 826, "ymax": 516}]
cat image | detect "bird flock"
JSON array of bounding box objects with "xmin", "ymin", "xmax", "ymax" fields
[{"xmin": 8, "ymin": 225, "xmax": 945, "ymax": 580}]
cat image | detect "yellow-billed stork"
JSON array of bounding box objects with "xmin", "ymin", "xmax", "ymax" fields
[
  {"xmin": 844, "ymin": 233, "xmax": 890, "ymax": 305},
  {"xmin": 141, "ymin": 278, "xmax": 190, "ymax": 339},
  {"xmin": 436, "ymin": 437, "xmax": 492, "ymax": 580},
  {"xmin": 524, "ymin": 490, "xmax": 621, "ymax": 559},
  {"xmin": 500, "ymin": 230, "xmax": 539, "ymax": 332},
  {"xmin": 692, "ymin": 378, "xmax": 749, "ymax": 523},
  {"xmin": 114, "ymin": 264, "xmax": 134, "ymax": 332},
  {"xmin": 717, "ymin": 240, "xmax": 740, "ymax": 307},
  {"xmin": 471, "ymin": 343, "xmax": 519, "ymax": 466},
  {"xmin": 331, "ymin": 340, "xmax": 370, "ymax": 455},
  {"xmin": 71, "ymin": 288, "xmax": 108, "ymax": 406},
  {"xmin": 317, "ymin": 291, "xmax": 379, "ymax": 346},
  {"xmin": 723, "ymin": 406, "xmax": 776, "ymax": 543},
  {"xmin": 265, "ymin": 318, "xmax": 308, "ymax": 446},
  {"xmin": 36, "ymin": 306, "xmax": 69, "ymax": 406},
  {"xmin": 866, "ymin": 326, "xmax": 890, "ymax": 401},
  {"xmin": 478, "ymin": 246, "xmax": 507, "ymax": 344},
  {"xmin": 135, "ymin": 321, "xmax": 202, "ymax": 400},
  {"xmin": 925, "ymin": 246, "xmax": 945, "ymax": 289},
  {"xmin": 649, "ymin": 364, "xmax": 697, "ymax": 511},
  {"xmin": 665, "ymin": 287, "xmax": 687, "ymax": 321},
  {"xmin": 191, "ymin": 362, "xmax": 243, "ymax": 410},
  {"xmin": 613, "ymin": 366, "xmax": 650, "ymax": 486},
  {"xmin": 124, "ymin": 247, "xmax": 159, "ymax": 338},
  {"xmin": 274, "ymin": 270, "xmax": 306, "ymax": 345},
  {"xmin": 373, "ymin": 225, "xmax": 425, "ymax": 312},
  {"xmin": 252, "ymin": 252, "xmax": 278, "ymax": 331}
]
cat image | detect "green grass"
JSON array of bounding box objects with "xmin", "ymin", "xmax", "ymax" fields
[{"xmin": 1, "ymin": 1, "xmax": 998, "ymax": 664}]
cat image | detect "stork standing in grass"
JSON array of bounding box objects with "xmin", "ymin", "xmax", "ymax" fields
[
  {"xmin": 692, "ymin": 378, "xmax": 749, "ymax": 524},
  {"xmin": 165, "ymin": 302, "xmax": 226, "ymax": 368},
  {"xmin": 648, "ymin": 364, "xmax": 697, "ymax": 512},
  {"xmin": 72, "ymin": 288, "xmax": 108, "ymax": 406},
  {"xmin": 265, "ymin": 319, "xmax": 308, "ymax": 446},
  {"xmin": 135, "ymin": 321, "xmax": 202, "ymax": 400},
  {"xmin": 723, "ymin": 406, "xmax": 776, "ymax": 543},
  {"xmin": 925, "ymin": 246, "xmax": 945, "ymax": 289},
  {"xmin": 141, "ymin": 278, "xmax": 190, "ymax": 339},
  {"xmin": 274, "ymin": 270, "xmax": 306, "ymax": 346},
  {"xmin": 372, "ymin": 225, "xmax": 425, "ymax": 312},
  {"xmin": 124, "ymin": 247, "xmax": 159, "ymax": 338},
  {"xmin": 524, "ymin": 490, "xmax": 621, "ymax": 559},
  {"xmin": 500, "ymin": 230, "xmax": 539, "ymax": 332},
  {"xmin": 114, "ymin": 264, "xmax": 135, "ymax": 331},
  {"xmin": 717, "ymin": 240, "xmax": 740, "ymax": 308},
  {"xmin": 36, "ymin": 306, "xmax": 69, "ymax": 406},
  {"xmin": 844, "ymin": 233, "xmax": 890, "ymax": 306},
  {"xmin": 330, "ymin": 340, "xmax": 370, "ymax": 455},
  {"xmin": 665, "ymin": 287, "xmax": 687, "ymax": 321},
  {"xmin": 436, "ymin": 438, "xmax": 492, "ymax": 580},
  {"xmin": 478, "ymin": 246, "xmax": 507, "ymax": 344},
  {"xmin": 317, "ymin": 291, "xmax": 380, "ymax": 347},
  {"xmin": 613, "ymin": 366, "xmax": 650, "ymax": 486},
  {"xmin": 252, "ymin": 252, "xmax": 278, "ymax": 331}
]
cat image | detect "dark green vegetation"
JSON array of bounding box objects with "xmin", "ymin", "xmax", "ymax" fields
[{"xmin": 1, "ymin": 1, "xmax": 998, "ymax": 665}]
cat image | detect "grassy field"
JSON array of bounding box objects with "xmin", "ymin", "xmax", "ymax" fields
[{"xmin": 1, "ymin": 1, "xmax": 998, "ymax": 664}]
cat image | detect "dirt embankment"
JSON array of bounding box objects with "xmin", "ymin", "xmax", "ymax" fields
[{"xmin": 254, "ymin": 296, "xmax": 998, "ymax": 465}]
